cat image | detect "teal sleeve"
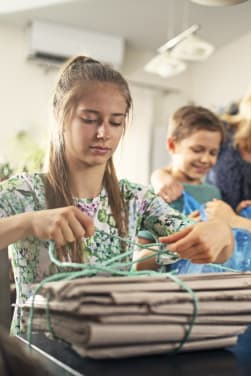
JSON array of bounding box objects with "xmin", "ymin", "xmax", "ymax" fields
[{"xmin": 137, "ymin": 230, "xmax": 156, "ymax": 242}]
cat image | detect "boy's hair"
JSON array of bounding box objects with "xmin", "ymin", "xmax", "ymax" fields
[{"xmin": 168, "ymin": 105, "xmax": 225, "ymax": 144}]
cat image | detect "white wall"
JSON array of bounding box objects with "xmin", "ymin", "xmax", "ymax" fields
[
  {"xmin": 188, "ymin": 31, "xmax": 251, "ymax": 109},
  {"xmin": 150, "ymin": 90, "xmax": 191, "ymax": 173},
  {"xmin": 121, "ymin": 46, "xmax": 193, "ymax": 182},
  {"xmin": 114, "ymin": 85, "xmax": 155, "ymax": 185},
  {"xmin": 0, "ymin": 22, "xmax": 55, "ymax": 165},
  {"xmin": 0, "ymin": 22, "xmax": 191, "ymax": 185},
  {"xmin": 3, "ymin": 21, "xmax": 251, "ymax": 186},
  {"xmin": 149, "ymin": 32, "xmax": 251, "ymax": 176},
  {"xmin": 122, "ymin": 45, "xmax": 192, "ymax": 94}
]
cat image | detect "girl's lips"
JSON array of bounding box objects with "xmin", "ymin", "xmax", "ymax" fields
[{"xmin": 90, "ymin": 146, "xmax": 110, "ymax": 155}]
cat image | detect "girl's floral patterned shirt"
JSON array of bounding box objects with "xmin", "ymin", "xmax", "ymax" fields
[{"xmin": 0, "ymin": 173, "xmax": 192, "ymax": 334}]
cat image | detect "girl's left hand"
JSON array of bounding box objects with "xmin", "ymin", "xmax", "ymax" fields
[{"xmin": 159, "ymin": 219, "xmax": 234, "ymax": 264}]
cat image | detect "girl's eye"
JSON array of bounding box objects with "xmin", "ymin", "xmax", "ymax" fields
[
  {"xmin": 110, "ymin": 121, "xmax": 122, "ymax": 127},
  {"xmin": 81, "ymin": 118, "xmax": 97, "ymax": 124}
]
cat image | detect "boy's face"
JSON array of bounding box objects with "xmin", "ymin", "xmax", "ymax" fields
[{"xmin": 168, "ymin": 129, "xmax": 221, "ymax": 184}]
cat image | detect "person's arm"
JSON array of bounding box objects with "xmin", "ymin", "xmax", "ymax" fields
[
  {"xmin": 134, "ymin": 219, "xmax": 234, "ymax": 270},
  {"xmin": 132, "ymin": 186, "xmax": 234, "ymax": 271},
  {"xmin": 159, "ymin": 219, "xmax": 234, "ymax": 264},
  {"xmin": 205, "ymin": 199, "xmax": 251, "ymax": 232},
  {"xmin": 151, "ymin": 168, "xmax": 183, "ymax": 203},
  {"xmin": 0, "ymin": 206, "xmax": 95, "ymax": 251}
]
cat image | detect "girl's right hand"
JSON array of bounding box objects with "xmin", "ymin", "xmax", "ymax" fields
[{"xmin": 30, "ymin": 206, "xmax": 95, "ymax": 246}]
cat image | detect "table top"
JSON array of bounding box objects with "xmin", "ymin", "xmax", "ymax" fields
[{"xmin": 18, "ymin": 324, "xmax": 251, "ymax": 376}]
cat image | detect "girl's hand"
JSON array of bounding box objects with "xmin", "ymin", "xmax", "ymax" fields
[
  {"xmin": 159, "ymin": 220, "xmax": 234, "ymax": 264},
  {"xmin": 30, "ymin": 206, "xmax": 95, "ymax": 246}
]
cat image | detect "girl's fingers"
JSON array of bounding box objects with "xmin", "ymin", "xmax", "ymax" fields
[
  {"xmin": 159, "ymin": 220, "xmax": 233, "ymax": 265},
  {"xmin": 184, "ymin": 257, "xmax": 212, "ymax": 264},
  {"xmin": 159, "ymin": 227, "xmax": 214, "ymax": 260},
  {"xmin": 75, "ymin": 210, "xmax": 95, "ymax": 237},
  {"xmin": 178, "ymin": 249, "xmax": 212, "ymax": 263},
  {"xmin": 168, "ymin": 235, "xmax": 208, "ymax": 255},
  {"xmin": 68, "ymin": 214, "xmax": 87, "ymax": 239},
  {"xmin": 56, "ymin": 213, "xmax": 93, "ymax": 244},
  {"xmin": 60, "ymin": 221, "xmax": 76, "ymax": 243},
  {"xmin": 159, "ymin": 226, "xmax": 193, "ymax": 244},
  {"xmin": 52, "ymin": 228, "xmax": 67, "ymax": 246},
  {"xmin": 191, "ymin": 258, "xmax": 214, "ymax": 264}
]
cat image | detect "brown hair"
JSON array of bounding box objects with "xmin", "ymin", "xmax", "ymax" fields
[
  {"xmin": 44, "ymin": 56, "xmax": 132, "ymax": 262},
  {"xmin": 168, "ymin": 105, "xmax": 225, "ymax": 144}
]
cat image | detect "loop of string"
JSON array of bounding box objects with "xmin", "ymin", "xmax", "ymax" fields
[{"xmin": 27, "ymin": 229, "xmax": 237, "ymax": 355}]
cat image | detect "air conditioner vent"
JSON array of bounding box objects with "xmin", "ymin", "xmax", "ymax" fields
[
  {"xmin": 28, "ymin": 51, "xmax": 67, "ymax": 64},
  {"xmin": 27, "ymin": 20, "xmax": 125, "ymax": 68}
]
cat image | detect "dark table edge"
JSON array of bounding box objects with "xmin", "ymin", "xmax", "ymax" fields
[{"xmin": 16, "ymin": 335, "xmax": 84, "ymax": 376}]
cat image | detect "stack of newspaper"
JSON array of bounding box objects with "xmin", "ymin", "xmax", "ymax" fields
[{"xmin": 22, "ymin": 272, "xmax": 251, "ymax": 359}]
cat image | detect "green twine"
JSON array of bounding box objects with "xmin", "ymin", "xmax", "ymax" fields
[
  {"xmin": 45, "ymin": 292, "xmax": 56, "ymax": 339},
  {"xmin": 26, "ymin": 228, "xmax": 237, "ymax": 355}
]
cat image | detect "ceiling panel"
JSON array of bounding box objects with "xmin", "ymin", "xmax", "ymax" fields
[{"xmin": 0, "ymin": 0, "xmax": 250, "ymax": 52}]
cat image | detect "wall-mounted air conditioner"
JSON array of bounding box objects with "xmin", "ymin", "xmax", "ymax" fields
[{"xmin": 27, "ymin": 20, "xmax": 125, "ymax": 68}]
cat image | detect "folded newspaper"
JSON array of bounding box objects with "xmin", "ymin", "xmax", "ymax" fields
[{"xmin": 22, "ymin": 272, "xmax": 251, "ymax": 359}]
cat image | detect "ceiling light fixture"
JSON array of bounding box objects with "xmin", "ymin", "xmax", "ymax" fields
[
  {"xmin": 144, "ymin": 53, "xmax": 187, "ymax": 78},
  {"xmin": 144, "ymin": 24, "xmax": 214, "ymax": 78},
  {"xmin": 158, "ymin": 24, "xmax": 200, "ymax": 54},
  {"xmin": 171, "ymin": 34, "xmax": 214, "ymax": 61}
]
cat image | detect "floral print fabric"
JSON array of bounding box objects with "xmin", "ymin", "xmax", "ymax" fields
[{"xmin": 0, "ymin": 173, "xmax": 191, "ymax": 333}]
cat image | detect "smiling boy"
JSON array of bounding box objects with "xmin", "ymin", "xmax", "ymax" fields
[{"xmin": 151, "ymin": 105, "xmax": 225, "ymax": 214}]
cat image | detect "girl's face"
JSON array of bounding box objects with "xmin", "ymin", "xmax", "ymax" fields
[
  {"xmin": 168, "ymin": 129, "xmax": 221, "ymax": 184},
  {"xmin": 63, "ymin": 82, "xmax": 127, "ymax": 169}
]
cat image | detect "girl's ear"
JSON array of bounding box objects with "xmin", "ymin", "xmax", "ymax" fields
[{"xmin": 167, "ymin": 137, "xmax": 176, "ymax": 153}]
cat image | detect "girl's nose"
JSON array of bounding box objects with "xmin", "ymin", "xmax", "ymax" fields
[{"xmin": 96, "ymin": 123, "xmax": 109, "ymax": 139}]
